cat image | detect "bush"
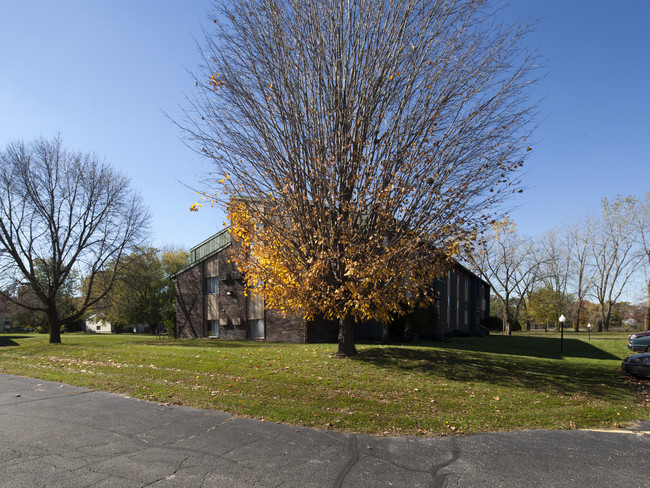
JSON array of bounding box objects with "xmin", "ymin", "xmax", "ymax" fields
[
  {"xmin": 451, "ymin": 329, "xmax": 471, "ymax": 337},
  {"xmin": 387, "ymin": 305, "xmax": 440, "ymax": 342},
  {"xmin": 511, "ymin": 319, "xmax": 522, "ymax": 332},
  {"xmin": 481, "ymin": 316, "xmax": 503, "ymax": 332}
]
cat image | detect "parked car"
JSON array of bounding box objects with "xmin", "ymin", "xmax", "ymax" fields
[
  {"xmin": 628, "ymin": 330, "xmax": 650, "ymax": 341},
  {"xmin": 627, "ymin": 332, "xmax": 650, "ymax": 352},
  {"xmin": 621, "ymin": 353, "xmax": 650, "ymax": 378}
]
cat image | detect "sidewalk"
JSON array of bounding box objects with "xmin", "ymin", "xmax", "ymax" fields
[{"xmin": 1, "ymin": 373, "xmax": 648, "ymax": 487}]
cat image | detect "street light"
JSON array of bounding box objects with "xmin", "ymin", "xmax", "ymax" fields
[
  {"xmin": 587, "ymin": 323, "xmax": 591, "ymax": 341},
  {"xmin": 559, "ymin": 314, "xmax": 566, "ymax": 354}
]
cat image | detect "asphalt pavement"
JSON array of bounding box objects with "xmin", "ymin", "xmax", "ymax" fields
[{"xmin": 1, "ymin": 373, "xmax": 648, "ymax": 487}]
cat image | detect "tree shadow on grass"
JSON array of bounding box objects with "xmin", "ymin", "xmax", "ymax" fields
[
  {"xmin": 0, "ymin": 336, "xmax": 31, "ymax": 347},
  {"xmin": 412, "ymin": 335, "xmax": 620, "ymax": 361},
  {"xmin": 354, "ymin": 343, "xmax": 630, "ymax": 402}
]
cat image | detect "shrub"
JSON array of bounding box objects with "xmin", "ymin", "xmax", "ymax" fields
[{"xmin": 481, "ymin": 316, "xmax": 503, "ymax": 332}]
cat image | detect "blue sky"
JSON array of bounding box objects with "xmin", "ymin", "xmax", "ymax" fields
[{"xmin": 1, "ymin": 1, "xmax": 649, "ymax": 254}]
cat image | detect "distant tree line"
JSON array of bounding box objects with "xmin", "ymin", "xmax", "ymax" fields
[{"xmin": 469, "ymin": 193, "xmax": 650, "ymax": 334}]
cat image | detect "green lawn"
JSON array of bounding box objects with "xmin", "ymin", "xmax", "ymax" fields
[{"xmin": 1, "ymin": 331, "xmax": 647, "ymax": 436}]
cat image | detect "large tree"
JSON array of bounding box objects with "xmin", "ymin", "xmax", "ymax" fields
[
  {"xmin": 0, "ymin": 137, "xmax": 150, "ymax": 343},
  {"xmin": 184, "ymin": 0, "xmax": 539, "ymax": 354}
]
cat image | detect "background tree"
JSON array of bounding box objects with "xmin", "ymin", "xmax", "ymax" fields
[
  {"xmin": 469, "ymin": 218, "xmax": 539, "ymax": 335},
  {"xmin": 536, "ymin": 228, "xmax": 572, "ymax": 330},
  {"xmin": 590, "ymin": 196, "xmax": 643, "ymax": 331},
  {"xmin": 0, "ymin": 137, "xmax": 150, "ymax": 343},
  {"xmin": 89, "ymin": 247, "xmax": 188, "ymax": 335},
  {"xmin": 525, "ymin": 285, "xmax": 572, "ymax": 329},
  {"xmin": 107, "ymin": 248, "xmax": 165, "ymax": 330},
  {"xmin": 633, "ymin": 192, "xmax": 650, "ymax": 329},
  {"xmin": 184, "ymin": 0, "xmax": 539, "ymax": 355},
  {"xmin": 159, "ymin": 248, "xmax": 190, "ymax": 337},
  {"xmin": 566, "ymin": 217, "xmax": 594, "ymax": 332}
]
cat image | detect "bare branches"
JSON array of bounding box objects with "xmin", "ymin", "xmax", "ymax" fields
[
  {"xmin": 468, "ymin": 217, "xmax": 539, "ymax": 334},
  {"xmin": 0, "ymin": 137, "xmax": 151, "ymax": 343},
  {"xmin": 182, "ymin": 0, "xmax": 539, "ymax": 353}
]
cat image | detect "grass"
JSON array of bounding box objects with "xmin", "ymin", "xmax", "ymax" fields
[{"xmin": 0, "ymin": 331, "xmax": 647, "ymax": 436}]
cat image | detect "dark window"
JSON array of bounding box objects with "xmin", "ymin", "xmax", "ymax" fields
[
  {"xmin": 205, "ymin": 276, "xmax": 219, "ymax": 295},
  {"xmin": 206, "ymin": 320, "xmax": 219, "ymax": 337}
]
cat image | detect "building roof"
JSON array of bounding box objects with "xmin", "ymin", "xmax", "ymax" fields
[{"xmin": 171, "ymin": 227, "xmax": 232, "ymax": 278}]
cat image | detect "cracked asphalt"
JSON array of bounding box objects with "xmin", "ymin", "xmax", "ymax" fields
[{"xmin": 1, "ymin": 373, "xmax": 648, "ymax": 487}]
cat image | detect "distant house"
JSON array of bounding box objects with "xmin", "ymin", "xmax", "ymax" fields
[
  {"xmin": 85, "ymin": 315, "xmax": 149, "ymax": 334},
  {"xmin": 173, "ymin": 228, "xmax": 490, "ymax": 343},
  {"xmin": 86, "ymin": 314, "xmax": 112, "ymax": 333},
  {"xmin": 623, "ymin": 318, "xmax": 637, "ymax": 328}
]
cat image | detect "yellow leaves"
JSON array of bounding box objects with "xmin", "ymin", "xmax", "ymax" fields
[{"xmin": 209, "ymin": 72, "xmax": 223, "ymax": 90}]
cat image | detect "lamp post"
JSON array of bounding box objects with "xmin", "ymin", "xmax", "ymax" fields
[
  {"xmin": 559, "ymin": 314, "xmax": 566, "ymax": 354},
  {"xmin": 587, "ymin": 323, "xmax": 591, "ymax": 341}
]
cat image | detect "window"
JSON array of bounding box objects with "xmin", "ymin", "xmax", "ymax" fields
[
  {"xmin": 205, "ymin": 276, "xmax": 219, "ymax": 295},
  {"xmin": 206, "ymin": 320, "xmax": 219, "ymax": 337},
  {"xmin": 97, "ymin": 326, "xmax": 101, "ymax": 331}
]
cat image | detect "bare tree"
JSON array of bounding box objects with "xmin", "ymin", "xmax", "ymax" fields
[
  {"xmin": 566, "ymin": 217, "xmax": 594, "ymax": 332},
  {"xmin": 590, "ymin": 196, "xmax": 643, "ymax": 331},
  {"xmin": 0, "ymin": 137, "xmax": 150, "ymax": 343},
  {"xmin": 536, "ymin": 227, "xmax": 573, "ymax": 329},
  {"xmin": 468, "ymin": 218, "xmax": 539, "ymax": 335},
  {"xmin": 183, "ymin": 0, "xmax": 539, "ymax": 354},
  {"xmin": 634, "ymin": 192, "xmax": 650, "ymax": 329}
]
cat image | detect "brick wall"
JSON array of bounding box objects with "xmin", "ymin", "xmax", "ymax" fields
[
  {"xmin": 176, "ymin": 264, "xmax": 204, "ymax": 338},
  {"xmin": 266, "ymin": 310, "xmax": 306, "ymax": 343},
  {"xmin": 216, "ymin": 250, "xmax": 248, "ymax": 339}
]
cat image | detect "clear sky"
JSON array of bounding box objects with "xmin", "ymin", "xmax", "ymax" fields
[{"xmin": 1, "ymin": 1, "xmax": 649, "ymax": 253}]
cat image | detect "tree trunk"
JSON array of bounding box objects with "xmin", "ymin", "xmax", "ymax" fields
[
  {"xmin": 598, "ymin": 306, "xmax": 605, "ymax": 332},
  {"xmin": 573, "ymin": 302, "xmax": 581, "ymax": 332},
  {"xmin": 337, "ymin": 315, "xmax": 357, "ymax": 356},
  {"xmin": 48, "ymin": 311, "xmax": 61, "ymax": 344},
  {"xmin": 646, "ymin": 280, "xmax": 650, "ymax": 331},
  {"xmin": 504, "ymin": 318, "xmax": 512, "ymax": 336}
]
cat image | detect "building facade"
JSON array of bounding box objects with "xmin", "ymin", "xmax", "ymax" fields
[
  {"xmin": 433, "ymin": 264, "xmax": 490, "ymax": 337},
  {"xmin": 174, "ymin": 228, "xmax": 490, "ymax": 342}
]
